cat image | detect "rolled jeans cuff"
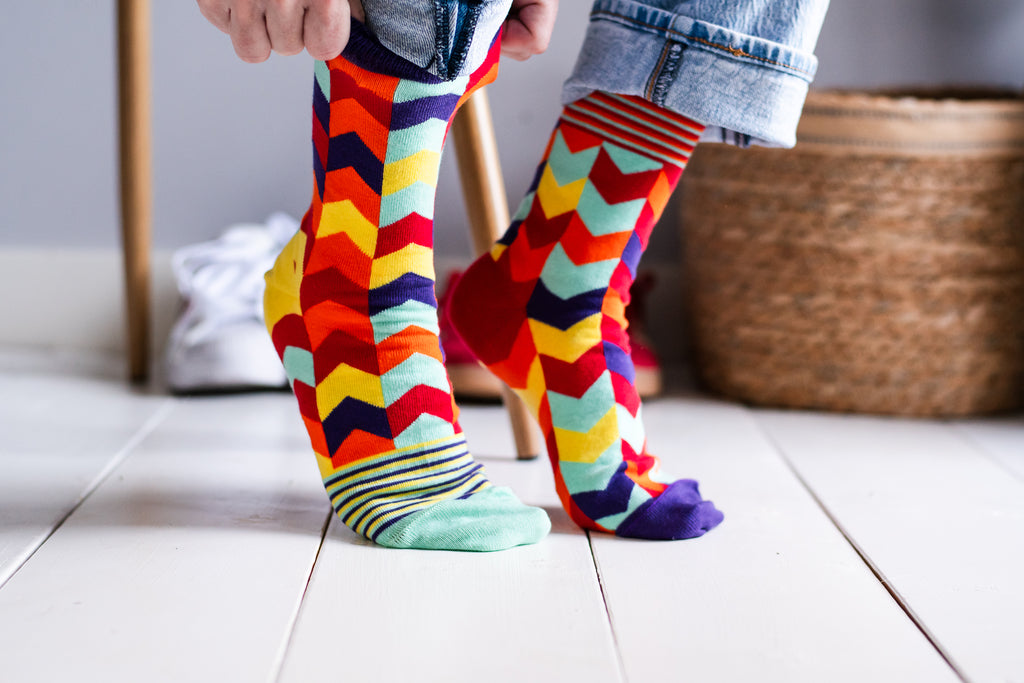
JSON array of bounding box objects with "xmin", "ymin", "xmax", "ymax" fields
[{"xmin": 562, "ymin": 0, "xmax": 828, "ymax": 148}]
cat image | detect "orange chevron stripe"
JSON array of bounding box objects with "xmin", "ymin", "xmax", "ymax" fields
[
  {"xmin": 327, "ymin": 58, "xmax": 401, "ymax": 108},
  {"xmin": 321, "ymin": 167, "xmax": 380, "ymax": 219},
  {"xmin": 330, "ymin": 430, "xmax": 396, "ymax": 466},
  {"xmin": 559, "ymin": 214, "xmax": 632, "ymax": 264},
  {"xmin": 302, "ymin": 415, "xmax": 330, "ymax": 457},
  {"xmin": 377, "ymin": 332, "xmax": 445, "ymax": 373},
  {"xmin": 304, "ymin": 300, "xmax": 375, "ymax": 349},
  {"xmin": 303, "ymin": 234, "xmax": 372, "ymax": 288},
  {"xmin": 329, "ymin": 100, "xmax": 389, "ymax": 156}
]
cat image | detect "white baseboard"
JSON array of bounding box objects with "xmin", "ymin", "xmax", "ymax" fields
[{"xmin": 0, "ymin": 249, "xmax": 688, "ymax": 374}]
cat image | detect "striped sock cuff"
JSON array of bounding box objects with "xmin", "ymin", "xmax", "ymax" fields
[
  {"xmin": 561, "ymin": 91, "xmax": 705, "ymax": 166},
  {"xmin": 322, "ymin": 435, "xmax": 491, "ymax": 541}
]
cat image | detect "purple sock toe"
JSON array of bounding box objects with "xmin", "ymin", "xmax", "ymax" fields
[{"xmin": 615, "ymin": 479, "xmax": 724, "ymax": 540}]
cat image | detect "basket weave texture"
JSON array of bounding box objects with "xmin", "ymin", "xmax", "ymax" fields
[{"xmin": 680, "ymin": 89, "xmax": 1024, "ymax": 416}]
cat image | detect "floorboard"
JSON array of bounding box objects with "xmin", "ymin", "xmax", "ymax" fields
[
  {"xmin": 0, "ymin": 394, "xmax": 329, "ymax": 683},
  {"xmin": 0, "ymin": 351, "xmax": 170, "ymax": 586},
  {"xmin": 590, "ymin": 399, "xmax": 959, "ymax": 683},
  {"xmin": 277, "ymin": 405, "xmax": 624, "ymax": 683},
  {"xmin": 953, "ymin": 416, "xmax": 1024, "ymax": 483},
  {"xmin": 757, "ymin": 410, "xmax": 1024, "ymax": 683}
]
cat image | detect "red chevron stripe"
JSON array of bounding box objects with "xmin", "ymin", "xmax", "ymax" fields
[
  {"xmin": 386, "ymin": 385, "xmax": 454, "ymax": 435},
  {"xmin": 557, "ymin": 120, "xmax": 605, "ymax": 154},
  {"xmin": 609, "ymin": 366, "xmax": 641, "ymax": 415},
  {"xmin": 269, "ymin": 314, "xmax": 308, "ymax": 360},
  {"xmin": 374, "ymin": 212, "xmax": 433, "ymax": 258},
  {"xmin": 313, "ymin": 111, "xmax": 329, "ymax": 170},
  {"xmin": 313, "ymin": 328, "xmax": 381, "ymax": 379},
  {"xmin": 539, "ymin": 346, "xmax": 607, "ymax": 398},
  {"xmin": 622, "ymin": 441, "xmax": 667, "ymax": 496},
  {"xmin": 587, "ymin": 146, "xmax": 664, "ymax": 202},
  {"xmin": 524, "ymin": 202, "xmax": 575, "ymax": 246}
]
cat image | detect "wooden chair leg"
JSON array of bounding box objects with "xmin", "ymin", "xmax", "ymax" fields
[
  {"xmin": 451, "ymin": 88, "xmax": 542, "ymax": 461},
  {"xmin": 117, "ymin": 0, "xmax": 153, "ymax": 383}
]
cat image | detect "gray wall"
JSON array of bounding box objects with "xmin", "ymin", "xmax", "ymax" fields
[{"xmin": 2, "ymin": 1, "xmax": 1023, "ymax": 258}]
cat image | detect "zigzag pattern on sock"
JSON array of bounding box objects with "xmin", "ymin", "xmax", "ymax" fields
[
  {"xmin": 450, "ymin": 92, "xmax": 723, "ymax": 539},
  {"xmin": 265, "ymin": 25, "xmax": 549, "ymax": 550}
]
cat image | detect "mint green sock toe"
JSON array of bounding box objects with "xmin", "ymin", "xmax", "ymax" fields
[{"xmin": 374, "ymin": 486, "xmax": 551, "ymax": 552}]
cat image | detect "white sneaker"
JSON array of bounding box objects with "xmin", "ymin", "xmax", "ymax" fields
[{"xmin": 165, "ymin": 213, "xmax": 298, "ymax": 393}]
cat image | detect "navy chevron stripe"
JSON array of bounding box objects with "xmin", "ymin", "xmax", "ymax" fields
[
  {"xmin": 313, "ymin": 76, "xmax": 330, "ymax": 136},
  {"xmin": 571, "ymin": 462, "xmax": 635, "ymax": 520},
  {"xmin": 322, "ymin": 397, "xmax": 393, "ymax": 454},
  {"xmin": 367, "ymin": 272, "xmax": 436, "ymax": 315},
  {"xmin": 526, "ymin": 280, "xmax": 606, "ymax": 331},
  {"xmin": 327, "ymin": 132, "xmax": 385, "ymax": 191},
  {"xmin": 391, "ymin": 93, "xmax": 462, "ymax": 129}
]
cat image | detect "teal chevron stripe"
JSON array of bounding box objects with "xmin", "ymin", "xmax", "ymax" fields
[
  {"xmin": 616, "ymin": 404, "xmax": 646, "ymax": 455},
  {"xmin": 385, "ymin": 120, "xmax": 450, "ymax": 162},
  {"xmin": 282, "ymin": 346, "xmax": 315, "ymax": 387},
  {"xmin": 380, "ymin": 353, "xmax": 451, "ymax": 405},
  {"xmin": 315, "ymin": 60, "xmax": 331, "ymax": 101},
  {"xmin": 539, "ymin": 244, "xmax": 620, "ymax": 299},
  {"xmin": 393, "ymin": 75, "xmax": 467, "ymax": 103},
  {"xmin": 547, "ymin": 130, "xmax": 601, "ymax": 185},
  {"xmin": 602, "ymin": 141, "xmax": 664, "ymax": 174},
  {"xmin": 380, "ymin": 182, "xmax": 437, "ymax": 224},
  {"xmin": 370, "ymin": 301, "xmax": 440, "ymax": 343},
  {"xmin": 510, "ymin": 191, "xmax": 536, "ymax": 223},
  {"xmin": 547, "ymin": 371, "xmax": 616, "ymax": 433},
  {"xmin": 393, "ymin": 413, "xmax": 457, "ymax": 449},
  {"xmin": 560, "ymin": 442, "xmax": 624, "ymax": 495},
  {"xmin": 575, "ymin": 181, "xmax": 647, "ymax": 236}
]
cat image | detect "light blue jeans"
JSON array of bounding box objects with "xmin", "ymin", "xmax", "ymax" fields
[{"xmin": 361, "ymin": 0, "xmax": 830, "ymax": 147}]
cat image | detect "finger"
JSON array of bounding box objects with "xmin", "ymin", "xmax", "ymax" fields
[
  {"xmin": 229, "ymin": 3, "xmax": 273, "ymax": 62},
  {"xmin": 197, "ymin": 0, "xmax": 232, "ymax": 33},
  {"xmin": 265, "ymin": 0, "xmax": 305, "ymax": 55},
  {"xmin": 304, "ymin": 0, "xmax": 350, "ymax": 61}
]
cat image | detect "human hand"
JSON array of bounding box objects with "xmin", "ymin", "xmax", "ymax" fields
[
  {"xmin": 196, "ymin": 0, "xmax": 365, "ymax": 63},
  {"xmin": 501, "ymin": 0, "xmax": 558, "ymax": 61}
]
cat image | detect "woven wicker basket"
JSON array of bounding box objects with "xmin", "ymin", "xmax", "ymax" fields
[{"xmin": 680, "ymin": 89, "xmax": 1024, "ymax": 416}]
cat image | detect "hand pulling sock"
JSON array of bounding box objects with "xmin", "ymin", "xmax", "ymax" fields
[
  {"xmin": 449, "ymin": 91, "xmax": 724, "ymax": 539},
  {"xmin": 264, "ymin": 25, "xmax": 550, "ymax": 551}
]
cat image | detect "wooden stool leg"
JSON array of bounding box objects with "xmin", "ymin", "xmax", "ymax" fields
[
  {"xmin": 451, "ymin": 89, "xmax": 542, "ymax": 461},
  {"xmin": 117, "ymin": 0, "xmax": 153, "ymax": 383}
]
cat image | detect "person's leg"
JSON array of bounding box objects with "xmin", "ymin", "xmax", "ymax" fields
[
  {"xmin": 264, "ymin": 10, "xmax": 549, "ymax": 551},
  {"xmin": 449, "ymin": 0, "xmax": 829, "ymax": 538}
]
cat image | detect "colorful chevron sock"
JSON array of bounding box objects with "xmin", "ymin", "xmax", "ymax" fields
[
  {"xmin": 449, "ymin": 92, "xmax": 724, "ymax": 539},
  {"xmin": 263, "ymin": 25, "xmax": 549, "ymax": 551}
]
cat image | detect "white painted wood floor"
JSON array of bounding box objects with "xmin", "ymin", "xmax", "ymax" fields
[{"xmin": 1, "ymin": 349, "xmax": 1022, "ymax": 683}]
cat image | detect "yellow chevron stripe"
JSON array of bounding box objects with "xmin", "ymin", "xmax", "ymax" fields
[
  {"xmin": 536, "ymin": 165, "xmax": 587, "ymax": 218},
  {"xmin": 382, "ymin": 149, "xmax": 441, "ymax": 196},
  {"xmin": 263, "ymin": 230, "xmax": 306, "ymax": 329},
  {"xmin": 528, "ymin": 314, "xmax": 603, "ymax": 363},
  {"xmin": 553, "ymin": 406, "xmax": 619, "ymax": 463},
  {"xmin": 317, "ymin": 200, "xmax": 377, "ymax": 257},
  {"xmin": 317, "ymin": 364, "xmax": 386, "ymax": 418},
  {"xmin": 369, "ymin": 243, "xmax": 434, "ymax": 288}
]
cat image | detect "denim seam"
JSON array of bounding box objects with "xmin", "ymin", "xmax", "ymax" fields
[
  {"xmin": 647, "ymin": 42, "xmax": 685, "ymax": 106},
  {"xmin": 447, "ymin": 2, "xmax": 483, "ymax": 79},
  {"xmin": 433, "ymin": 1, "xmax": 451, "ymax": 79},
  {"xmin": 590, "ymin": 8, "xmax": 815, "ymax": 78}
]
